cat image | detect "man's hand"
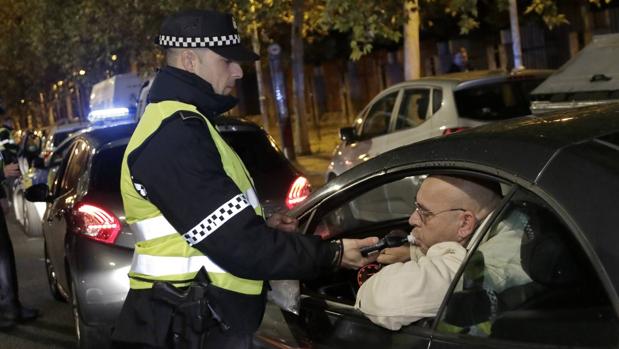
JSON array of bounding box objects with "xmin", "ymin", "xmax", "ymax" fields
[
  {"xmin": 267, "ymin": 213, "xmax": 298, "ymax": 233},
  {"xmin": 377, "ymin": 245, "xmax": 411, "ymax": 265},
  {"xmin": 341, "ymin": 237, "xmax": 380, "ymax": 269},
  {"xmin": 3, "ymin": 163, "xmax": 20, "ymax": 178}
]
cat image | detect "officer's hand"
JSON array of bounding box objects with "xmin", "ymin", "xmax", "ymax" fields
[
  {"xmin": 3, "ymin": 163, "xmax": 20, "ymax": 178},
  {"xmin": 377, "ymin": 245, "xmax": 411, "ymax": 265},
  {"xmin": 341, "ymin": 237, "xmax": 380, "ymax": 269},
  {"xmin": 267, "ymin": 213, "xmax": 298, "ymax": 233}
]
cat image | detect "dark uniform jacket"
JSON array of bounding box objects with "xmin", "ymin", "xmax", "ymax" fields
[{"xmin": 113, "ymin": 66, "xmax": 338, "ymax": 346}]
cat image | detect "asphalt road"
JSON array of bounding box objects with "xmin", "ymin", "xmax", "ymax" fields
[{"xmin": 0, "ymin": 210, "xmax": 75, "ymax": 349}]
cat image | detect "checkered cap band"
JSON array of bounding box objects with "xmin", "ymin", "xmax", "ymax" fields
[
  {"xmin": 158, "ymin": 34, "xmax": 241, "ymax": 48},
  {"xmin": 183, "ymin": 193, "xmax": 250, "ymax": 246}
]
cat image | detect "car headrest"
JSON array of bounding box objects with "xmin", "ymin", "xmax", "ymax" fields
[{"xmin": 519, "ymin": 202, "xmax": 585, "ymax": 287}]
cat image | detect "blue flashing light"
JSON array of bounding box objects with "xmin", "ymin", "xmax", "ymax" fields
[{"xmin": 88, "ymin": 107, "xmax": 131, "ymax": 122}]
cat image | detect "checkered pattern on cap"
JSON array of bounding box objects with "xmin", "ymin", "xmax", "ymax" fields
[
  {"xmin": 158, "ymin": 34, "xmax": 241, "ymax": 48},
  {"xmin": 183, "ymin": 193, "xmax": 250, "ymax": 246}
]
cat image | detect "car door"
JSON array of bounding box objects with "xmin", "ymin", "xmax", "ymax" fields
[
  {"xmin": 430, "ymin": 188, "xmax": 619, "ymax": 349},
  {"xmin": 256, "ymin": 172, "xmax": 434, "ymax": 349},
  {"xmin": 44, "ymin": 140, "xmax": 91, "ymax": 292},
  {"xmin": 336, "ymin": 89, "xmax": 401, "ymax": 172},
  {"xmin": 388, "ymin": 87, "xmax": 441, "ymax": 151}
]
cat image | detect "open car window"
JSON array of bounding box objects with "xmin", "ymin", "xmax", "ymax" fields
[
  {"xmin": 313, "ymin": 175, "xmax": 423, "ymax": 240},
  {"xmin": 436, "ymin": 188, "xmax": 619, "ymax": 346}
]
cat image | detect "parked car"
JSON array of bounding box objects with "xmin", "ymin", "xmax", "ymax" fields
[
  {"xmin": 25, "ymin": 116, "xmax": 309, "ymax": 348},
  {"xmin": 254, "ymin": 103, "xmax": 619, "ymax": 348},
  {"xmin": 326, "ymin": 69, "xmax": 552, "ymax": 180},
  {"xmin": 12, "ymin": 119, "xmax": 136, "ymax": 237},
  {"xmin": 530, "ymin": 33, "xmax": 619, "ymax": 114},
  {"xmin": 12, "ymin": 122, "xmax": 91, "ymax": 236}
]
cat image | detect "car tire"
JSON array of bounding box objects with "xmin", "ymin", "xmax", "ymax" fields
[
  {"xmin": 71, "ymin": 280, "xmax": 112, "ymax": 349},
  {"xmin": 44, "ymin": 243, "xmax": 67, "ymax": 302}
]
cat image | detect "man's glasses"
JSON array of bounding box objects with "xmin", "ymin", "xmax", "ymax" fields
[{"xmin": 414, "ymin": 201, "xmax": 465, "ymax": 224}]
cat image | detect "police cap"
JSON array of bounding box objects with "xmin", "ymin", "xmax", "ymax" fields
[{"xmin": 157, "ymin": 9, "xmax": 259, "ymax": 62}]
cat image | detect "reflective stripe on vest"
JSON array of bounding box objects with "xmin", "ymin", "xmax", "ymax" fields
[
  {"xmin": 131, "ymin": 253, "xmax": 225, "ymax": 275},
  {"xmin": 131, "ymin": 215, "xmax": 176, "ymax": 241}
]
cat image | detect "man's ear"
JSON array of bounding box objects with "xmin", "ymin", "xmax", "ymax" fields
[
  {"xmin": 457, "ymin": 211, "xmax": 477, "ymax": 241},
  {"xmin": 180, "ymin": 50, "xmax": 196, "ymax": 73}
]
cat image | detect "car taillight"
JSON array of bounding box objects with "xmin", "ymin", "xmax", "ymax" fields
[
  {"xmin": 285, "ymin": 176, "xmax": 311, "ymax": 209},
  {"xmin": 73, "ymin": 203, "xmax": 121, "ymax": 244},
  {"xmin": 442, "ymin": 127, "xmax": 469, "ymax": 135}
]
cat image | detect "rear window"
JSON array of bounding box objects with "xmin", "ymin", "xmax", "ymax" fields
[
  {"xmin": 221, "ymin": 130, "xmax": 290, "ymax": 175},
  {"xmin": 90, "ymin": 145, "xmax": 126, "ymax": 193},
  {"xmin": 455, "ymin": 78, "xmax": 545, "ymax": 120}
]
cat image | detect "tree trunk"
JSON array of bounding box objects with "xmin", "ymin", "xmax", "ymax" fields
[
  {"xmin": 509, "ymin": 0, "xmax": 524, "ymax": 70},
  {"xmin": 291, "ymin": 0, "xmax": 311, "ymax": 155},
  {"xmin": 251, "ymin": 7, "xmax": 269, "ymax": 130},
  {"xmin": 403, "ymin": 0, "xmax": 421, "ymax": 80}
]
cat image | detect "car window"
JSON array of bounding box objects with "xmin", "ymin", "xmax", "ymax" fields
[
  {"xmin": 58, "ymin": 140, "xmax": 90, "ymax": 196},
  {"xmin": 454, "ymin": 79, "xmax": 544, "ymax": 120},
  {"xmin": 313, "ymin": 175, "xmax": 422, "ymax": 240},
  {"xmin": 436, "ymin": 189, "xmax": 619, "ymax": 346},
  {"xmin": 90, "ymin": 145, "xmax": 126, "ymax": 194},
  {"xmin": 361, "ymin": 91, "xmax": 398, "ymax": 139},
  {"xmin": 395, "ymin": 89, "xmax": 431, "ymax": 131}
]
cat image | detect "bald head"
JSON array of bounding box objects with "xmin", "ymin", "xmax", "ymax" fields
[{"xmin": 430, "ymin": 175, "xmax": 501, "ymax": 220}]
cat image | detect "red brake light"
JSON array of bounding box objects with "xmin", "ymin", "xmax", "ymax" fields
[
  {"xmin": 442, "ymin": 127, "xmax": 469, "ymax": 135},
  {"xmin": 73, "ymin": 203, "xmax": 121, "ymax": 244},
  {"xmin": 285, "ymin": 176, "xmax": 311, "ymax": 209}
]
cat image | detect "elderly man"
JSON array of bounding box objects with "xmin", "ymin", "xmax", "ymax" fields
[
  {"xmin": 355, "ymin": 175, "xmax": 501, "ymax": 330},
  {"xmin": 112, "ymin": 9, "xmax": 377, "ymax": 349}
]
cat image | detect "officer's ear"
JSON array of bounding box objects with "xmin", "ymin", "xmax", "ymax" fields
[{"xmin": 180, "ymin": 49, "xmax": 198, "ymax": 73}]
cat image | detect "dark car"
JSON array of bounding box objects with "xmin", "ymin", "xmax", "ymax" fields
[
  {"xmin": 26, "ymin": 116, "xmax": 309, "ymax": 348},
  {"xmin": 254, "ymin": 104, "xmax": 619, "ymax": 348}
]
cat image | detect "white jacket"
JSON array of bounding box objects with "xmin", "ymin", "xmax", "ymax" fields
[{"xmin": 354, "ymin": 241, "xmax": 466, "ymax": 330}]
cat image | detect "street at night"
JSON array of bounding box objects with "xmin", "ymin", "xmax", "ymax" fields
[{"xmin": 0, "ymin": 211, "xmax": 73, "ymax": 349}]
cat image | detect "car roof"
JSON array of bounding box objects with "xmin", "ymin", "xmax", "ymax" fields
[
  {"xmin": 76, "ymin": 115, "xmax": 264, "ymax": 151},
  {"xmin": 386, "ymin": 69, "xmax": 553, "ymax": 91},
  {"xmin": 74, "ymin": 122, "xmax": 138, "ymax": 149}
]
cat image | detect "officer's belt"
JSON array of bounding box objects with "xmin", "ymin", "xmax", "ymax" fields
[{"xmin": 131, "ymin": 253, "xmax": 226, "ymax": 275}]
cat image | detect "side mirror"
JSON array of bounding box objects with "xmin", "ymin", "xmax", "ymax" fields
[
  {"xmin": 24, "ymin": 183, "xmax": 51, "ymax": 203},
  {"xmin": 339, "ymin": 127, "xmax": 357, "ymax": 142}
]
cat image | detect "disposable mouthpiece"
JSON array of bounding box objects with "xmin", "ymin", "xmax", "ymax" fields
[{"xmin": 407, "ymin": 235, "xmax": 416, "ymax": 245}]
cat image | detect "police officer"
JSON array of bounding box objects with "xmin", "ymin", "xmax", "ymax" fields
[
  {"xmin": 0, "ymin": 107, "xmax": 39, "ymax": 329},
  {"xmin": 0, "ymin": 116, "xmax": 18, "ymax": 164},
  {"xmin": 112, "ymin": 9, "xmax": 378, "ymax": 349}
]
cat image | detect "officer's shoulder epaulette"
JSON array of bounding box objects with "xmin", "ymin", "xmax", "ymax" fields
[{"xmin": 175, "ymin": 110, "xmax": 207, "ymax": 126}]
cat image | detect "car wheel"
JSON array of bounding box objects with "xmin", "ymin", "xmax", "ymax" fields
[
  {"xmin": 71, "ymin": 280, "xmax": 111, "ymax": 349},
  {"xmin": 44, "ymin": 243, "xmax": 66, "ymax": 302}
]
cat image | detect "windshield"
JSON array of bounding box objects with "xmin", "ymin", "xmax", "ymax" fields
[{"xmin": 454, "ymin": 78, "xmax": 545, "ymax": 120}]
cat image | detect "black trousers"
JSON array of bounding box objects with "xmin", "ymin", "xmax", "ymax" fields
[{"xmin": 0, "ymin": 209, "xmax": 19, "ymax": 309}]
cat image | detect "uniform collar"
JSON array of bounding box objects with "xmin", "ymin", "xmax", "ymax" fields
[{"xmin": 147, "ymin": 66, "xmax": 238, "ymax": 118}]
